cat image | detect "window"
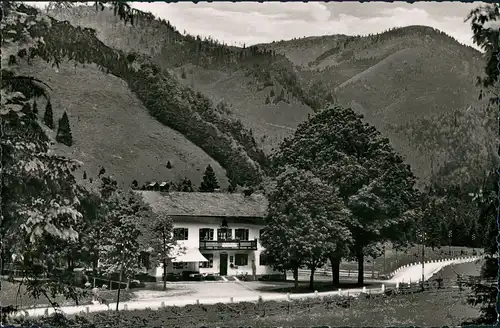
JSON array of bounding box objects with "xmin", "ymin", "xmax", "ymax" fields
[
  {"xmin": 259, "ymin": 253, "xmax": 268, "ymax": 266},
  {"xmin": 235, "ymin": 228, "xmax": 249, "ymax": 241},
  {"xmin": 199, "ymin": 254, "xmax": 214, "ymax": 268},
  {"xmin": 235, "ymin": 254, "xmax": 248, "ymax": 266},
  {"xmin": 217, "ymin": 228, "xmax": 232, "ymax": 241},
  {"xmin": 173, "ymin": 262, "xmax": 188, "ymax": 269},
  {"xmin": 199, "ymin": 228, "xmax": 214, "ymax": 241},
  {"xmin": 173, "ymin": 228, "xmax": 189, "ymax": 240}
]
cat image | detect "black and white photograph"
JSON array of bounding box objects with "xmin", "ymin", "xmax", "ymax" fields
[{"xmin": 1, "ymin": 1, "xmax": 499, "ymax": 327}]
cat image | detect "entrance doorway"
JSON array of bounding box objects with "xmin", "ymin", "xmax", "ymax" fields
[{"xmin": 220, "ymin": 253, "xmax": 228, "ymax": 276}]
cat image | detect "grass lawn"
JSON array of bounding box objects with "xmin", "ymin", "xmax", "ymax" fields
[
  {"xmin": 222, "ymin": 289, "xmax": 480, "ymax": 327},
  {"xmin": 0, "ymin": 280, "xmax": 134, "ymax": 309}
]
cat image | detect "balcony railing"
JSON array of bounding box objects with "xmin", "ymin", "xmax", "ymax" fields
[{"xmin": 199, "ymin": 239, "xmax": 258, "ymax": 250}]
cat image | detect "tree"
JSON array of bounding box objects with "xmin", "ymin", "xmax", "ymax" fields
[
  {"xmin": 0, "ymin": 1, "xmax": 149, "ymax": 310},
  {"xmin": 131, "ymin": 179, "xmax": 139, "ymax": 189},
  {"xmin": 43, "ymin": 100, "xmax": 54, "ymax": 129},
  {"xmin": 56, "ymin": 111, "xmax": 73, "ymax": 147},
  {"xmin": 265, "ymin": 96, "xmax": 270, "ymax": 105},
  {"xmin": 199, "ymin": 165, "xmax": 220, "ymax": 192},
  {"xmin": 150, "ymin": 215, "xmax": 175, "ymax": 291},
  {"xmin": 178, "ymin": 177, "xmax": 194, "ymax": 192},
  {"xmin": 33, "ymin": 100, "xmax": 38, "ymax": 114},
  {"xmin": 166, "ymin": 161, "xmax": 172, "ymax": 169},
  {"xmin": 464, "ymin": 5, "xmax": 500, "ymax": 324},
  {"xmin": 271, "ymin": 105, "xmax": 419, "ymax": 285},
  {"xmin": 98, "ymin": 187, "xmax": 149, "ymax": 311},
  {"xmin": 261, "ymin": 166, "xmax": 352, "ymax": 290}
]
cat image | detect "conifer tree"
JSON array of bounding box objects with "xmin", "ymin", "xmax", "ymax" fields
[
  {"xmin": 33, "ymin": 100, "xmax": 38, "ymax": 114},
  {"xmin": 166, "ymin": 161, "xmax": 172, "ymax": 169},
  {"xmin": 199, "ymin": 165, "xmax": 220, "ymax": 192},
  {"xmin": 56, "ymin": 111, "xmax": 73, "ymax": 147},
  {"xmin": 179, "ymin": 178, "xmax": 194, "ymax": 192},
  {"xmin": 43, "ymin": 100, "xmax": 54, "ymax": 129}
]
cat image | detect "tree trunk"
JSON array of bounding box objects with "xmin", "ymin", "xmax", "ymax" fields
[
  {"xmin": 357, "ymin": 248, "xmax": 364, "ymax": 286},
  {"xmin": 309, "ymin": 266, "xmax": 315, "ymax": 290},
  {"xmin": 162, "ymin": 259, "xmax": 167, "ymax": 291},
  {"xmin": 330, "ymin": 256, "xmax": 341, "ymax": 285},
  {"xmin": 116, "ymin": 269, "xmax": 123, "ymax": 311},
  {"xmin": 293, "ymin": 267, "xmax": 299, "ymax": 289}
]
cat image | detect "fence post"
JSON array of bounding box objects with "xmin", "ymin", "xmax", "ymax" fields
[
  {"xmin": 314, "ymin": 290, "xmax": 318, "ymax": 298},
  {"xmin": 287, "ymin": 293, "xmax": 291, "ymax": 301},
  {"xmin": 93, "ymin": 277, "xmax": 96, "ymax": 288},
  {"xmin": 123, "ymin": 304, "xmax": 128, "ymax": 310},
  {"xmin": 230, "ymin": 297, "xmax": 234, "ymax": 303},
  {"xmin": 362, "ymin": 286, "xmax": 366, "ymax": 293},
  {"xmin": 196, "ymin": 299, "xmax": 200, "ymax": 305},
  {"xmin": 338, "ymin": 288, "xmax": 342, "ymax": 296},
  {"xmin": 381, "ymin": 284, "xmax": 385, "ymax": 293},
  {"xmin": 86, "ymin": 306, "xmax": 89, "ymax": 313},
  {"xmin": 161, "ymin": 302, "xmax": 165, "ymax": 308},
  {"xmin": 396, "ymin": 282, "xmax": 399, "ymax": 290},
  {"xmin": 348, "ymin": 269, "xmax": 350, "ymax": 277},
  {"xmin": 44, "ymin": 308, "xmax": 49, "ymax": 316}
]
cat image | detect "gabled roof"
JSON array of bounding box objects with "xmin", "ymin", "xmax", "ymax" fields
[{"xmin": 137, "ymin": 191, "xmax": 268, "ymax": 218}]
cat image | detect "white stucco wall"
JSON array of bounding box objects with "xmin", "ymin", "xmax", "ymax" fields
[{"xmin": 154, "ymin": 221, "xmax": 280, "ymax": 277}]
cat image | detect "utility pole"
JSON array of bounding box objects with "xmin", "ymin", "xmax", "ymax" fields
[{"xmin": 448, "ymin": 230, "xmax": 452, "ymax": 256}]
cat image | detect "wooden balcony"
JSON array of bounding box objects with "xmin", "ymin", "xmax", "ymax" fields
[{"xmin": 199, "ymin": 239, "xmax": 258, "ymax": 251}]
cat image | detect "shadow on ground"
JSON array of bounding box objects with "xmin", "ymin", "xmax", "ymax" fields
[{"xmin": 248, "ymin": 280, "xmax": 381, "ymax": 294}]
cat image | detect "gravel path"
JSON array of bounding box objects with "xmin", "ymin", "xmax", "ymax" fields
[{"xmin": 17, "ymin": 256, "xmax": 481, "ymax": 318}]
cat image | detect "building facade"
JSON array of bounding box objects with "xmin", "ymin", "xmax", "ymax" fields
[{"xmin": 138, "ymin": 190, "xmax": 280, "ymax": 277}]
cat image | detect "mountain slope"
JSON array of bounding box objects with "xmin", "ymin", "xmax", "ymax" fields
[
  {"xmin": 47, "ymin": 6, "xmax": 493, "ymax": 186},
  {"xmin": 16, "ymin": 60, "xmax": 228, "ymax": 189},
  {"xmin": 12, "ymin": 5, "xmax": 267, "ymax": 188}
]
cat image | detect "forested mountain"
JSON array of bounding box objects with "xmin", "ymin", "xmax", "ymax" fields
[{"xmin": 45, "ymin": 5, "xmax": 493, "ymax": 188}]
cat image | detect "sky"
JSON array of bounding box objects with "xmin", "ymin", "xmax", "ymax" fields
[{"xmin": 28, "ymin": 1, "xmax": 487, "ymax": 50}]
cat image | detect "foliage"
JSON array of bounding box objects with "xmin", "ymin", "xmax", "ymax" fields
[
  {"xmin": 0, "ymin": 1, "xmax": 152, "ymax": 308},
  {"xmin": 463, "ymin": 3, "xmax": 500, "ymax": 325},
  {"xmin": 56, "ymin": 111, "xmax": 73, "ymax": 147},
  {"xmin": 261, "ymin": 166, "xmax": 351, "ymax": 289},
  {"xmin": 271, "ymin": 104, "xmax": 419, "ymax": 284},
  {"xmin": 199, "ymin": 164, "xmax": 220, "ymax": 192},
  {"xmin": 176, "ymin": 178, "xmax": 194, "ymax": 192},
  {"xmin": 149, "ymin": 214, "xmax": 175, "ymax": 290},
  {"xmin": 0, "ymin": 3, "xmax": 91, "ymax": 307},
  {"xmin": 43, "ymin": 100, "xmax": 54, "ymax": 129}
]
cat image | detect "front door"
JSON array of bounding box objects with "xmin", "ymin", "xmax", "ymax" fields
[{"xmin": 220, "ymin": 253, "xmax": 228, "ymax": 276}]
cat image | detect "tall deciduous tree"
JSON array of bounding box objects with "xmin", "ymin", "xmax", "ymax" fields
[
  {"xmin": 464, "ymin": 5, "xmax": 500, "ymax": 324},
  {"xmin": 150, "ymin": 215, "xmax": 175, "ymax": 291},
  {"xmin": 272, "ymin": 105, "xmax": 418, "ymax": 285},
  {"xmin": 261, "ymin": 166, "xmax": 352, "ymax": 290},
  {"xmin": 0, "ymin": 0, "xmax": 150, "ymax": 310},
  {"xmin": 98, "ymin": 187, "xmax": 148, "ymax": 311},
  {"xmin": 56, "ymin": 111, "xmax": 73, "ymax": 147},
  {"xmin": 199, "ymin": 165, "xmax": 220, "ymax": 192}
]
